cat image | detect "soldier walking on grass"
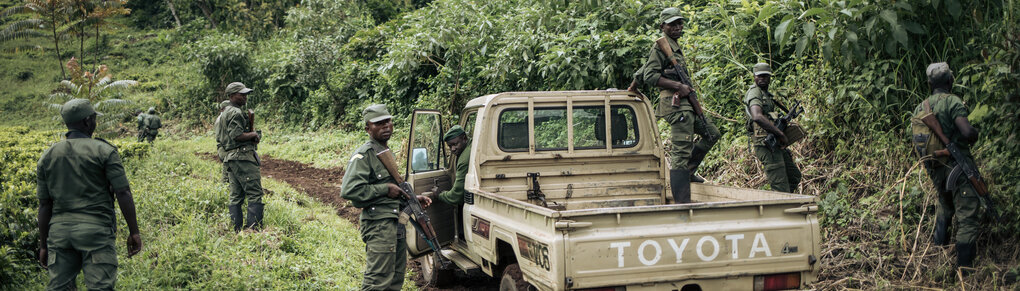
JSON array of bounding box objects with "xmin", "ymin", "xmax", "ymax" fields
[
  {"xmin": 912, "ymin": 63, "xmax": 983, "ymax": 269},
  {"xmin": 743, "ymin": 63, "xmax": 802, "ymax": 193},
  {"xmin": 341, "ymin": 104, "xmax": 432, "ymax": 290},
  {"xmin": 141, "ymin": 107, "xmax": 162, "ymax": 143},
  {"xmin": 632, "ymin": 7, "xmax": 720, "ymax": 203},
  {"xmin": 216, "ymin": 82, "xmax": 264, "ymax": 232},
  {"xmin": 37, "ymin": 99, "xmax": 143, "ymax": 290}
]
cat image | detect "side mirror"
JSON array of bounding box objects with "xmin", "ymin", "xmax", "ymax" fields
[{"xmin": 411, "ymin": 147, "xmax": 429, "ymax": 172}]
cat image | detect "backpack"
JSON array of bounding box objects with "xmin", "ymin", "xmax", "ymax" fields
[{"xmin": 910, "ymin": 99, "xmax": 947, "ymax": 166}]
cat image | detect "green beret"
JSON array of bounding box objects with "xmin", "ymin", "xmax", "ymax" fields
[{"xmin": 444, "ymin": 125, "xmax": 465, "ymax": 141}]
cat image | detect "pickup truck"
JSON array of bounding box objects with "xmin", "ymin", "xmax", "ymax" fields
[{"xmin": 401, "ymin": 90, "xmax": 820, "ymax": 291}]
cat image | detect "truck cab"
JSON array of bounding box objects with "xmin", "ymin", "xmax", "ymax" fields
[{"xmin": 402, "ymin": 90, "xmax": 820, "ymax": 291}]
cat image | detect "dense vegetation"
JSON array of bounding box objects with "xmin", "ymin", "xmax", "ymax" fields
[{"xmin": 2, "ymin": 0, "xmax": 1019, "ymax": 289}]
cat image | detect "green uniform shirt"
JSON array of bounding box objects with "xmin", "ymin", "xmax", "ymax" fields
[
  {"xmin": 136, "ymin": 114, "xmax": 146, "ymax": 129},
  {"xmin": 914, "ymin": 90, "xmax": 972, "ymax": 157},
  {"xmin": 37, "ymin": 131, "xmax": 130, "ymax": 227},
  {"xmin": 341, "ymin": 140, "xmax": 401, "ymax": 221},
  {"xmin": 214, "ymin": 114, "xmax": 225, "ymax": 158},
  {"xmin": 438, "ymin": 142, "xmax": 471, "ymax": 205},
  {"xmin": 638, "ymin": 36, "xmax": 695, "ymax": 116},
  {"xmin": 743, "ymin": 85, "xmax": 778, "ymax": 143},
  {"xmin": 216, "ymin": 105, "xmax": 257, "ymax": 163},
  {"xmin": 145, "ymin": 114, "xmax": 162, "ymax": 134}
]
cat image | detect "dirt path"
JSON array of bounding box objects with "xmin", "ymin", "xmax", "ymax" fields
[{"xmin": 198, "ymin": 153, "xmax": 498, "ymax": 290}]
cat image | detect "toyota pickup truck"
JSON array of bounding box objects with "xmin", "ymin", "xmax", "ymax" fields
[{"xmin": 401, "ymin": 90, "xmax": 820, "ymax": 291}]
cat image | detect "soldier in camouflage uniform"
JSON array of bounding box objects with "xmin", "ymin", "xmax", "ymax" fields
[
  {"xmin": 135, "ymin": 109, "xmax": 146, "ymax": 142},
  {"xmin": 914, "ymin": 62, "xmax": 983, "ymax": 268},
  {"xmin": 743, "ymin": 63, "xmax": 801, "ymax": 193},
  {"xmin": 216, "ymin": 82, "xmax": 264, "ymax": 232},
  {"xmin": 214, "ymin": 100, "xmax": 231, "ymax": 183},
  {"xmin": 341, "ymin": 104, "xmax": 432, "ymax": 291},
  {"xmin": 633, "ymin": 7, "xmax": 720, "ymax": 203},
  {"xmin": 37, "ymin": 99, "xmax": 143, "ymax": 290},
  {"xmin": 141, "ymin": 107, "xmax": 162, "ymax": 143}
]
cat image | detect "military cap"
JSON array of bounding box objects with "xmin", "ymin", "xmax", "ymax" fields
[
  {"xmin": 659, "ymin": 8, "xmax": 687, "ymax": 24},
  {"xmin": 363, "ymin": 104, "xmax": 393, "ymax": 123},
  {"xmin": 60, "ymin": 99, "xmax": 102, "ymax": 125},
  {"xmin": 147, "ymin": 107, "xmax": 156, "ymax": 114},
  {"xmin": 218, "ymin": 100, "xmax": 231, "ymax": 110},
  {"xmin": 225, "ymin": 82, "xmax": 253, "ymax": 95},
  {"xmin": 926, "ymin": 62, "xmax": 953, "ymax": 84},
  {"xmin": 444, "ymin": 125, "xmax": 466, "ymax": 141},
  {"xmin": 753, "ymin": 63, "xmax": 773, "ymax": 76}
]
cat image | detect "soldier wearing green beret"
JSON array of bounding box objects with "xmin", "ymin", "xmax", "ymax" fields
[
  {"xmin": 743, "ymin": 63, "xmax": 802, "ymax": 193},
  {"xmin": 633, "ymin": 7, "xmax": 720, "ymax": 203},
  {"xmin": 215, "ymin": 100, "xmax": 231, "ymax": 183},
  {"xmin": 37, "ymin": 99, "xmax": 143, "ymax": 290},
  {"xmin": 141, "ymin": 107, "xmax": 162, "ymax": 143},
  {"xmin": 341, "ymin": 104, "xmax": 432, "ymax": 290},
  {"xmin": 428, "ymin": 125, "xmax": 472, "ymax": 206},
  {"xmin": 913, "ymin": 62, "xmax": 983, "ymax": 269},
  {"xmin": 216, "ymin": 82, "xmax": 264, "ymax": 232}
]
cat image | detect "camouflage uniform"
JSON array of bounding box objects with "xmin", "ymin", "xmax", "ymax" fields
[
  {"xmin": 341, "ymin": 104, "xmax": 407, "ymax": 291},
  {"xmin": 37, "ymin": 100, "xmax": 130, "ymax": 290},
  {"xmin": 142, "ymin": 107, "xmax": 161, "ymax": 143},
  {"xmin": 743, "ymin": 71, "xmax": 801, "ymax": 193},
  {"xmin": 216, "ymin": 98, "xmax": 263, "ymax": 231}
]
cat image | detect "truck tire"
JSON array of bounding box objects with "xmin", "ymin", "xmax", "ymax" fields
[
  {"xmin": 499, "ymin": 263, "xmax": 535, "ymax": 291},
  {"xmin": 418, "ymin": 252, "xmax": 454, "ymax": 287}
]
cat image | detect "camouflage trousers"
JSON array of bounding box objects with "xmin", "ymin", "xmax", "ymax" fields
[
  {"xmin": 226, "ymin": 160, "xmax": 263, "ymax": 207},
  {"xmin": 359, "ymin": 218, "xmax": 407, "ymax": 291},
  {"xmin": 665, "ymin": 110, "xmax": 720, "ymax": 169},
  {"xmin": 753, "ymin": 145, "xmax": 802, "ymax": 193},
  {"xmin": 45, "ymin": 222, "xmax": 118, "ymax": 291},
  {"xmin": 931, "ymin": 166, "xmax": 982, "ymax": 245}
]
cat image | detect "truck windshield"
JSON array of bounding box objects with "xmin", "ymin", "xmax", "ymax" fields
[{"xmin": 498, "ymin": 105, "xmax": 639, "ymax": 152}]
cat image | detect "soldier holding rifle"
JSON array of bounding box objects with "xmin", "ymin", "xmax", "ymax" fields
[
  {"xmin": 743, "ymin": 63, "xmax": 802, "ymax": 193},
  {"xmin": 341, "ymin": 104, "xmax": 432, "ymax": 290},
  {"xmin": 217, "ymin": 82, "xmax": 264, "ymax": 232}
]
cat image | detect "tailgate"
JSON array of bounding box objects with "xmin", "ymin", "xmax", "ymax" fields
[{"xmin": 562, "ymin": 203, "xmax": 818, "ymax": 289}]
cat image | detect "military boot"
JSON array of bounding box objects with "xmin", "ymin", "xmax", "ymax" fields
[
  {"xmin": 932, "ymin": 215, "xmax": 951, "ymax": 246},
  {"xmin": 956, "ymin": 242, "xmax": 976, "ymax": 272},
  {"xmin": 245, "ymin": 202, "xmax": 264, "ymax": 230},
  {"xmin": 229, "ymin": 204, "xmax": 244, "ymax": 232},
  {"xmin": 670, "ymin": 169, "xmax": 691, "ymax": 204},
  {"xmin": 687, "ymin": 145, "xmax": 709, "ymax": 183}
]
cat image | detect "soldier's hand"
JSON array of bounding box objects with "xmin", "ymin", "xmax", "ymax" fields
[
  {"xmin": 38, "ymin": 247, "xmax": 47, "ymax": 269},
  {"xmin": 417, "ymin": 195, "xmax": 433, "ymax": 208},
  {"xmin": 127, "ymin": 233, "xmax": 142, "ymax": 258},
  {"xmin": 778, "ymin": 134, "xmax": 790, "ymax": 148},
  {"xmin": 675, "ymin": 84, "xmax": 692, "ymax": 97},
  {"xmin": 386, "ymin": 184, "xmax": 402, "ymax": 199}
]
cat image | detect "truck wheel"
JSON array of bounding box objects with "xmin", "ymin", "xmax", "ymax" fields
[
  {"xmin": 499, "ymin": 263, "xmax": 535, "ymax": 291},
  {"xmin": 418, "ymin": 252, "xmax": 453, "ymax": 287}
]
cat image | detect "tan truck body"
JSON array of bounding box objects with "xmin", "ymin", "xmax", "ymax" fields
[{"xmin": 403, "ymin": 90, "xmax": 820, "ymax": 290}]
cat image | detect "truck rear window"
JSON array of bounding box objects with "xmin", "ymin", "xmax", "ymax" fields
[{"xmin": 498, "ymin": 105, "xmax": 638, "ymax": 151}]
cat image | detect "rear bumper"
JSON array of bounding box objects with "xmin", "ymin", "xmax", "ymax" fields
[{"xmin": 604, "ymin": 270, "xmax": 818, "ymax": 291}]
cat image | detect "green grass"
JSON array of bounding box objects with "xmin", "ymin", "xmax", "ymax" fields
[{"xmin": 8, "ymin": 135, "xmax": 418, "ymax": 290}]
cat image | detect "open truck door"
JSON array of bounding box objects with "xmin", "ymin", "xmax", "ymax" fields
[{"xmin": 404, "ymin": 109, "xmax": 456, "ymax": 257}]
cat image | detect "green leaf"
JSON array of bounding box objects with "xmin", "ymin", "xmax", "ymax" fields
[
  {"xmin": 775, "ymin": 16, "xmax": 795, "ymax": 49},
  {"xmin": 803, "ymin": 21, "xmax": 817, "ymax": 38},
  {"xmin": 822, "ymin": 40, "xmax": 833, "ymax": 61},
  {"xmin": 756, "ymin": 3, "xmax": 781, "ymax": 24},
  {"xmin": 902, "ymin": 21, "xmax": 925, "ymax": 34},
  {"xmin": 879, "ymin": 9, "xmax": 898, "ymax": 27},
  {"xmin": 800, "ymin": 8, "xmax": 829, "ymax": 19},
  {"xmin": 796, "ymin": 36, "xmax": 810, "ymax": 58},
  {"xmin": 945, "ymin": 0, "xmax": 961, "ymax": 19},
  {"xmin": 892, "ymin": 23, "xmax": 909, "ymax": 48},
  {"xmin": 829, "ymin": 28, "xmax": 838, "ymax": 39}
]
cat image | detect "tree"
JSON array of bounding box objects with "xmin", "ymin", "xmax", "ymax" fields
[
  {"xmin": 48, "ymin": 57, "xmax": 138, "ymax": 131},
  {"xmin": 1, "ymin": 0, "xmax": 73, "ymax": 79}
]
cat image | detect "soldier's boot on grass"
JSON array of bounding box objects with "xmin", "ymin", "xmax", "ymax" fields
[
  {"xmin": 933, "ymin": 214, "xmax": 951, "ymax": 246},
  {"xmin": 687, "ymin": 145, "xmax": 709, "ymax": 183},
  {"xmin": 671, "ymin": 169, "xmax": 691, "ymax": 204},
  {"xmin": 229, "ymin": 204, "xmax": 244, "ymax": 232},
  {"xmin": 245, "ymin": 202, "xmax": 264, "ymax": 230},
  {"xmin": 957, "ymin": 242, "xmax": 976, "ymax": 274}
]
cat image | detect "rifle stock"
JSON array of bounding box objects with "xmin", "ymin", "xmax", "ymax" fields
[{"xmin": 655, "ymin": 38, "xmax": 705, "ymax": 118}]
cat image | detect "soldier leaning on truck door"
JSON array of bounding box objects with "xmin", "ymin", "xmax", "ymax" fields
[
  {"xmin": 632, "ymin": 7, "xmax": 720, "ymax": 204},
  {"xmin": 427, "ymin": 125, "xmax": 472, "ymax": 206},
  {"xmin": 743, "ymin": 63, "xmax": 802, "ymax": 193},
  {"xmin": 341, "ymin": 104, "xmax": 432, "ymax": 291}
]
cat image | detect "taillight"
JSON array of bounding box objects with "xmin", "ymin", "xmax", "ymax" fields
[{"xmin": 753, "ymin": 272, "xmax": 801, "ymax": 291}]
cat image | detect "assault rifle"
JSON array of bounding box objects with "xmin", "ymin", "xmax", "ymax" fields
[
  {"xmin": 921, "ymin": 113, "xmax": 1003, "ymax": 223},
  {"xmin": 655, "ymin": 38, "xmax": 705, "ymax": 118},
  {"xmin": 764, "ymin": 100, "xmax": 803, "ymax": 150},
  {"xmin": 375, "ymin": 147, "xmax": 449, "ymax": 266}
]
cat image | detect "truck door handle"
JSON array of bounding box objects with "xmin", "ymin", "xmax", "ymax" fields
[
  {"xmin": 554, "ymin": 221, "xmax": 593, "ymax": 230},
  {"xmin": 784, "ymin": 205, "xmax": 818, "ymax": 214}
]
